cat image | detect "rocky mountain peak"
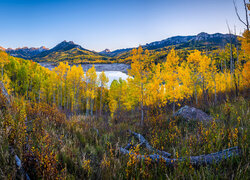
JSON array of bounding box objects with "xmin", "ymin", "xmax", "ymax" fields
[
  {"xmin": 195, "ymin": 32, "xmax": 210, "ymax": 41},
  {"xmin": 99, "ymin": 48, "xmax": 111, "ymax": 55},
  {"xmin": 40, "ymin": 46, "xmax": 48, "ymax": 49},
  {"xmin": 104, "ymin": 49, "xmax": 111, "ymax": 53},
  {"xmin": 55, "ymin": 40, "xmax": 79, "ymax": 49}
]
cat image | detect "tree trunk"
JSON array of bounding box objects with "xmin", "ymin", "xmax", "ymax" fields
[
  {"xmin": 141, "ymin": 101, "xmax": 144, "ymax": 126},
  {"xmin": 195, "ymin": 87, "xmax": 198, "ymax": 105},
  {"xmin": 221, "ymin": 57, "xmax": 223, "ymax": 73},
  {"xmin": 1, "ymin": 65, "xmax": 3, "ymax": 81},
  {"xmin": 67, "ymin": 95, "xmax": 69, "ymax": 111},
  {"xmin": 140, "ymin": 82, "xmax": 144, "ymax": 126},
  {"xmin": 100, "ymin": 86, "xmax": 103, "ymax": 116},
  {"xmin": 86, "ymin": 98, "xmax": 89, "ymax": 116},
  {"xmin": 236, "ymin": 39, "xmax": 240, "ymax": 97},
  {"xmin": 224, "ymin": 57, "xmax": 227, "ymax": 72},
  {"xmin": 91, "ymin": 98, "xmax": 93, "ymax": 117},
  {"xmin": 61, "ymin": 83, "xmax": 63, "ymax": 108},
  {"xmin": 173, "ymin": 101, "xmax": 175, "ymax": 114},
  {"xmin": 53, "ymin": 87, "xmax": 55, "ymax": 105},
  {"xmin": 38, "ymin": 90, "xmax": 41, "ymax": 103},
  {"xmin": 85, "ymin": 82, "xmax": 89, "ymax": 116},
  {"xmin": 57, "ymin": 84, "xmax": 60, "ymax": 107},
  {"xmin": 230, "ymin": 43, "xmax": 233, "ymax": 74},
  {"xmin": 120, "ymin": 146, "xmax": 240, "ymax": 166},
  {"xmin": 203, "ymin": 78, "xmax": 205, "ymax": 104},
  {"xmin": 120, "ymin": 131, "xmax": 240, "ymax": 166},
  {"xmin": 214, "ymin": 80, "xmax": 217, "ymax": 105}
]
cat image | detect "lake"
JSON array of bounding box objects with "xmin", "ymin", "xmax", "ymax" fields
[{"xmin": 39, "ymin": 62, "xmax": 130, "ymax": 87}]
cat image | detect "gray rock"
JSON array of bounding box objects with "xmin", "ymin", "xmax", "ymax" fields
[
  {"xmin": 0, "ymin": 81, "xmax": 10, "ymax": 105},
  {"xmin": 173, "ymin": 105, "xmax": 213, "ymax": 122}
]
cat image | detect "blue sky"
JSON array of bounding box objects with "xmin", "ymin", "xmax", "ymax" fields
[{"xmin": 0, "ymin": 0, "xmax": 246, "ymax": 51}]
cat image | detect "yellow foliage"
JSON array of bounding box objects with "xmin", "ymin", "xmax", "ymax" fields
[
  {"xmin": 242, "ymin": 61, "xmax": 250, "ymax": 86},
  {"xmin": 239, "ymin": 30, "xmax": 250, "ymax": 55}
]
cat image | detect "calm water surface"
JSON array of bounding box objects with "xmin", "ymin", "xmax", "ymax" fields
[{"xmin": 39, "ymin": 63, "xmax": 130, "ymax": 87}]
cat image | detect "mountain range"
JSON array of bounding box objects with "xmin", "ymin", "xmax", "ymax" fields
[
  {"xmin": 0, "ymin": 32, "xmax": 238, "ymax": 62},
  {"xmin": 2, "ymin": 46, "xmax": 48, "ymax": 59},
  {"xmin": 101, "ymin": 32, "xmax": 238, "ymax": 56}
]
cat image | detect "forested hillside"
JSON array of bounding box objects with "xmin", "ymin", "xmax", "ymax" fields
[
  {"xmin": 0, "ymin": 28, "xmax": 249, "ymax": 179},
  {"xmin": 4, "ymin": 41, "xmax": 117, "ymax": 64}
]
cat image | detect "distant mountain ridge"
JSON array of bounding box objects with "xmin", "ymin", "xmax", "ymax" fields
[
  {"xmin": 4, "ymin": 46, "xmax": 48, "ymax": 59},
  {"xmin": 101, "ymin": 32, "xmax": 238, "ymax": 56},
  {"xmin": 143, "ymin": 32, "xmax": 237, "ymax": 50},
  {"xmin": 1, "ymin": 32, "xmax": 238, "ymax": 61}
]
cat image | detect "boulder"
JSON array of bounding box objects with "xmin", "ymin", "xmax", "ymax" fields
[{"xmin": 173, "ymin": 105, "xmax": 213, "ymax": 122}]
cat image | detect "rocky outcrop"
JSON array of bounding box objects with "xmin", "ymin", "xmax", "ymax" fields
[{"xmin": 173, "ymin": 105, "xmax": 213, "ymax": 122}]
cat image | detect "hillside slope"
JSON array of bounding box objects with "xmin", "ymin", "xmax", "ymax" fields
[{"xmin": 33, "ymin": 41, "xmax": 114, "ymax": 63}]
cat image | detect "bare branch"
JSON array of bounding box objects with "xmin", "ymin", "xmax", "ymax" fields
[
  {"xmin": 226, "ymin": 21, "xmax": 234, "ymax": 73},
  {"xmin": 243, "ymin": 0, "xmax": 249, "ymax": 30},
  {"xmin": 233, "ymin": 0, "xmax": 249, "ymax": 30},
  {"xmin": 226, "ymin": 21, "xmax": 232, "ymax": 40},
  {"xmin": 233, "ymin": 0, "xmax": 248, "ymax": 28}
]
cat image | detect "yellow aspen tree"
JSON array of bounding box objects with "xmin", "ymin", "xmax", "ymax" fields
[
  {"xmin": 86, "ymin": 65, "xmax": 97, "ymax": 116},
  {"xmin": 239, "ymin": 29, "xmax": 250, "ymax": 91},
  {"xmin": 2, "ymin": 73, "xmax": 12, "ymax": 95},
  {"xmin": 198, "ymin": 54, "xmax": 213, "ymax": 104},
  {"xmin": 242, "ymin": 61, "xmax": 250, "ymax": 87},
  {"xmin": 178, "ymin": 61, "xmax": 193, "ymax": 102},
  {"xmin": 0, "ymin": 51, "xmax": 9, "ymax": 80},
  {"xmin": 109, "ymin": 78, "xmax": 126, "ymax": 119},
  {"xmin": 75, "ymin": 65, "xmax": 85, "ymax": 112},
  {"xmin": 145, "ymin": 63, "xmax": 164, "ymax": 108},
  {"xmin": 128, "ymin": 47, "xmax": 153, "ymax": 126},
  {"xmin": 99, "ymin": 71, "xmax": 109, "ymax": 116},
  {"xmin": 206, "ymin": 58, "xmax": 218, "ymax": 104},
  {"xmin": 53, "ymin": 62, "xmax": 70, "ymax": 108},
  {"xmin": 48, "ymin": 71, "xmax": 58, "ymax": 105},
  {"xmin": 120, "ymin": 78, "xmax": 137, "ymax": 113},
  {"xmin": 67, "ymin": 65, "xmax": 84, "ymax": 112},
  {"xmin": 40, "ymin": 68, "xmax": 52, "ymax": 103},
  {"xmin": 239, "ymin": 30, "xmax": 250, "ymax": 55},
  {"xmin": 109, "ymin": 79, "xmax": 120, "ymax": 119},
  {"xmin": 187, "ymin": 50, "xmax": 203, "ymax": 105},
  {"xmin": 162, "ymin": 48, "xmax": 181, "ymax": 113},
  {"xmin": 223, "ymin": 71, "xmax": 233, "ymax": 93}
]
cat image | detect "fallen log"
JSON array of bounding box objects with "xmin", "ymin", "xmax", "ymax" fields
[
  {"xmin": 120, "ymin": 131, "xmax": 240, "ymax": 166},
  {"xmin": 124, "ymin": 130, "xmax": 171, "ymax": 157},
  {"xmin": 120, "ymin": 146, "xmax": 240, "ymax": 166}
]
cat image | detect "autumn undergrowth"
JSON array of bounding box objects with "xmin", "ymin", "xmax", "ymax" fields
[
  {"xmin": 39, "ymin": 97, "xmax": 250, "ymax": 178},
  {"xmin": 0, "ymin": 90, "xmax": 249, "ymax": 179}
]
